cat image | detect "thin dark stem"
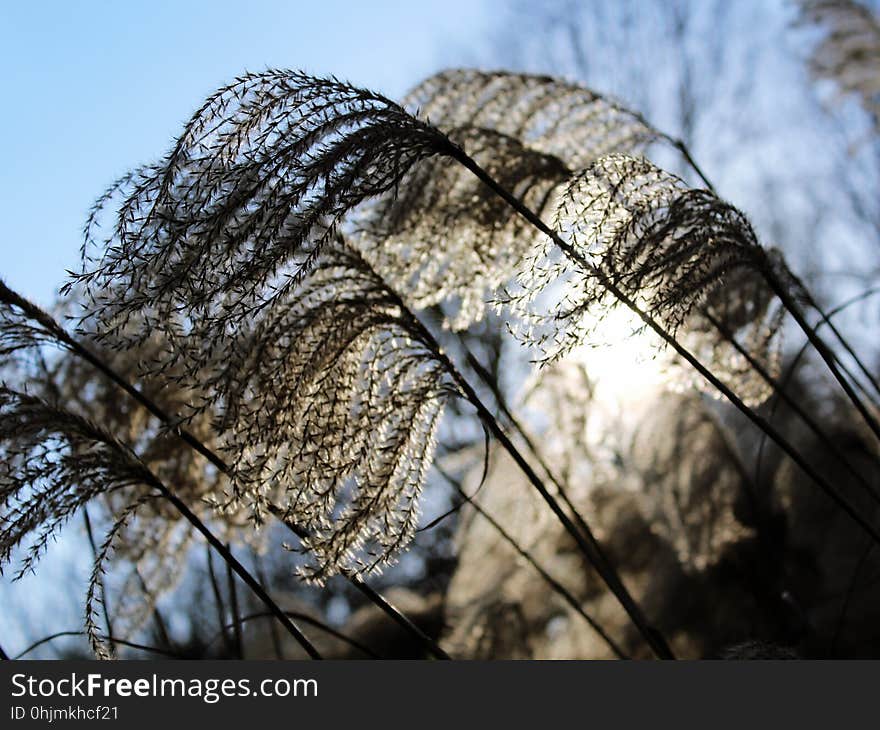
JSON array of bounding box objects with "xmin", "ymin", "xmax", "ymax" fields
[
  {"xmin": 82, "ymin": 507, "xmax": 115, "ymax": 652},
  {"xmin": 462, "ymin": 348, "xmax": 612, "ymax": 549},
  {"xmin": 208, "ymin": 611, "xmax": 380, "ymax": 659},
  {"xmin": 667, "ymin": 129, "xmax": 879, "ymax": 415},
  {"xmin": 462, "ymin": 345, "xmax": 668, "ymax": 649},
  {"xmin": 349, "ymin": 578, "xmax": 446, "ymax": 659},
  {"xmin": 358, "ymin": 262, "xmax": 673, "ymax": 657},
  {"xmin": 614, "ymin": 281, "xmax": 880, "ymax": 547},
  {"xmin": 818, "ymin": 312, "xmax": 880, "ymax": 403},
  {"xmin": 13, "ymin": 631, "xmax": 180, "ymax": 660},
  {"xmin": 763, "ymin": 270, "xmax": 880, "ymax": 443},
  {"xmin": 445, "ymin": 355, "xmax": 674, "ymax": 659},
  {"xmin": 206, "ymin": 546, "xmax": 235, "ymax": 656},
  {"xmin": 435, "ymin": 466, "xmax": 628, "ymax": 659},
  {"xmin": 254, "ymin": 556, "xmax": 285, "ymax": 660},
  {"xmin": 470, "ymin": 316, "xmax": 788, "ymax": 640},
  {"xmin": 0, "ymin": 283, "xmax": 440, "ymax": 660},
  {"xmin": 463, "ymin": 350, "xmax": 559, "ymax": 481},
  {"xmin": 799, "ymin": 319, "xmax": 880, "ymax": 411},
  {"xmin": 448, "ymin": 147, "xmax": 880, "ymax": 551},
  {"xmin": 664, "ymin": 140, "xmax": 880, "ymax": 413},
  {"xmin": 671, "ymin": 137, "xmax": 716, "ymax": 193},
  {"xmin": 381, "ymin": 279, "xmax": 674, "ymax": 657},
  {"xmin": 225, "ymin": 543, "xmax": 245, "ymax": 659},
  {"xmin": 756, "ymin": 286, "xmax": 880, "ymax": 489},
  {"xmin": 269, "ymin": 506, "xmax": 451, "ymax": 661},
  {"xmin": 148, "ymin": 480, "xmax": 322, "ymax": 659},
  {"xmin": 772, "ymin": 266, "xmax": 880, "ymax": 406},
  {"xmin": 705, "ymin": 311, "xmax": 880, "ymax": 506},
  {"xmin": 579, "ymin": 128, "xmax": 880, "ymax": 483},
  {"xmin": 134, "ymin": 568, "xmax": 174, "ymax": 651},
  {"xmin": 0, "ymin": 301, "xmax": 287, "ymax": 662}
]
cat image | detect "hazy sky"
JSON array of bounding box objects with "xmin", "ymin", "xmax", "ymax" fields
[{"xmin": 0, "ymin": 0, "xmax": 494, "ymax": 306}]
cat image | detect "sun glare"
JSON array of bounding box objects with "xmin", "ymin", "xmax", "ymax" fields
[{"xmin": 568, "ymin": 305, "xmax": 670, "ymax": 404}]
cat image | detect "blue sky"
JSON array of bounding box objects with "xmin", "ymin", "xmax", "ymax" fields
[{"xmin": 0, "ymin": 0, "xmax": 494, "ymax": 307}]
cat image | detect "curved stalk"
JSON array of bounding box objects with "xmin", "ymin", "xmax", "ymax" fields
[
  {"xmin": 0, "ymin": 282, "xmax": 449, "ymax": 661},
  {"xmin": 398, "ymin": 302, "xmax": 674, "ymax": 657},
  {"xmin": 269, "ymin": 506, "xmax": 451, "ymax": 661},
  {"xmin": 813, "ymin": 306, "xmax": 880, "ymax": 404},
  {"xmin": 82, "ymin": 507, "xmax": 115, "ymax": 654},
  {"xmin": 447, "ymin": 360, "xmax": 674, "ymax": 658},
  {"xmin": 705, "ymin": 311, "xmax": 880, "ymax": 506},
  {"xmin": 209, "ymin": 611, "xmax": 381, "ymax": 659},
  {"xmin": 14, "ymin": 631, "xmax": 180, "ymax": 659},
  {"xmin": 446, "ymin": 147, "xmax": 880, "ymax": 550},
  {"xmin": 762, "ymin": 269, "xmax": 880, "ymax": 443},
  {"xmin": 756, "ymin": 286, "xmax": 880, "ymax": 487},
  {"xmin": 664, "ymin": 138, "xmax": 880, "ymax": 419}
]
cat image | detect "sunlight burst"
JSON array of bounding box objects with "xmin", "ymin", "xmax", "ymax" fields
[{"xmin": 568, "ymin": 304, "xmax": 670, "ymax": 405}]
